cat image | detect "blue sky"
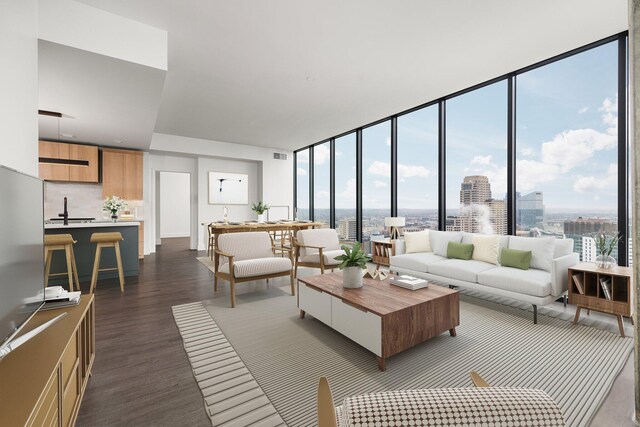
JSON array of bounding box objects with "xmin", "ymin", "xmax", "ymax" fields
[{"xmin": 298, "ymin": 40, "xmax": 619, "ymax": 214}]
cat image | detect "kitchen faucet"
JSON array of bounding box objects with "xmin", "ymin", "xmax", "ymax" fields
[{"xmin": 58, "ymin": 197, "xmax": 69, "ymax": 226}]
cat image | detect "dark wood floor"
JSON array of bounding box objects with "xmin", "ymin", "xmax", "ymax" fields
[{"xmin": 77, "ymin": 238, "xmax": 215, "ymax": 426}]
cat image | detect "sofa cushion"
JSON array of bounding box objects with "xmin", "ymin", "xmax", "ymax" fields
[
  {"xmin": 405, "ymin": 230, "xmax": 431, "ymax": 253},
  {"xmin": 553, "ymin": 238, "xmax": 574, "ymax": 258},
  {"xmin": 428, "ymin": 259, "xmax": 497, "ymax": 283},
  {"xmin": 472, "ymin": 234, "xmax": 501, "ymax": 265},
  {"xmin": 219, "ymin": 257, "xmax": 292, "ymax": 278},
  {"xmin": 300, "ymin": 249, "xmax": 343, "ymax": 266},
  {"xmin": 501, "ymin": 248, "xmax": 532, "ymax": 270},
  {"xmin": 447, "ymin": 242, "xmax": 474, "ymax": 260},
  {"xmin": 477, "ymin": 266, "xmax": 552, "ymax": 297},
  {"xmin": 430, "ymin": 231, "xmax": 463, "ymax": 257},
  {"xmin": 508, "ymin": 236, "xmax": 554, "ymax": 272},
  {"xmin": 390, "ymin": 253, "xmax": 445, "ymax": 273}
]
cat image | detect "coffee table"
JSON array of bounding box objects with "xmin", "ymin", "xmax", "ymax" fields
[{"xmin": 297, "ymin": 272, "xmax": 459, "ymax": 370}]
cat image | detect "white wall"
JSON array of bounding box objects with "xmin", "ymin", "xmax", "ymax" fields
[
  {"xmin": 160, "ymin": 172, "xmax": 191, "ymax": 238},
  {"xmin": 149, "ymin": 133, "xmax": 293, "ymax": 251},
  {"xmin": 0, "ymin": 0, "xmax": 38, "ymax": 175},
  {"xmin": 145, "ymin": 153, "xmax": 198, "ymax": 252}
]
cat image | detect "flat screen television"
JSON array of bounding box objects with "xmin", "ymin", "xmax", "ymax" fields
[{"xmin": 0, "ymin": 165, "xmax": 45, "ymax": 352}]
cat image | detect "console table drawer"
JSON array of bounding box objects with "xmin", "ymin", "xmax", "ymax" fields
[
  {"xmin": 331, "ymin": 297, "xmax": 382, "ymax": 356},
  {"xmin": 298, "ymin": 282, "xmax": 332, "ymax": 326}
]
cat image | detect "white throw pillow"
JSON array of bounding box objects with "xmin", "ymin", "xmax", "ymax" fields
[
  {"xmin": 472, "ymin": 235, "xmax": 501, "ymax": 265},
  {"xmin": 508, "ymin": 236, "xmax": 555, "ymax": 272},
  {"xmin": 430, "ymin": 231, "xmax": 463, "ymax": 257},
  {"xmin": 405, "ymin": 231, "xmax": 431, "ymax": 254}
]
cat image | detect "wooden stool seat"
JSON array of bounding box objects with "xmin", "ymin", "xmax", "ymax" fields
[
  {"xmin": 89, "ymin": 232, "xmax": 125, "ymax": 293},
  {"xmin": 44, "ymin": 233, "xmax": 79, "ymax": 292}
]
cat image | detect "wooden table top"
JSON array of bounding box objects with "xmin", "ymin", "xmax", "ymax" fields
[
  {"xmin": 570, "ymin": 262, "xmax": 633, "ymax": 277},
  {"xmin": 207, "ymin": 221, "xmax": 324, "ymax": 231},
  {"xmin": 298, "ymin": 272, "xmax": 458, "ymax": 317}
]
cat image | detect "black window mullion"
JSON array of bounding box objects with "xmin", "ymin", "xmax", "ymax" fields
[
  {"xmin": 356, "ymin": 130, "xmax": 363, "ymax": 242},
  {"xmin": 391, "ymin": 117, "xmax": 398, "ymax": 217},
  {"xmin": 438, "ymin": 100, "xmax": 446, "ymax": 231},
  {"xmin": 507, "ymin": 76, "xmax": 517, "ymax": 236},
  {"xmin": 293, "ymin": 152, "xmax": 297, "ymax": 220},
  {"xmin": 330, "ymin": 139, "xmax": 335, "ymax": 229},
  {"xmin": 309, "ymin": 148, "xmax": 314, "ymax": 221}
]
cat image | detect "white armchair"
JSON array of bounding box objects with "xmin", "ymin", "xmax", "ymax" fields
[
  {"xmin": 294, "ymin": 229, "xmax": 344, "ymax": 277},
  {"xmin": 214, "ymin": 231, "xmax": 294, "ymax": 307}
]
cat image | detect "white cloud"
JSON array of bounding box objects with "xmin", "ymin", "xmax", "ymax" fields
[
  {"xmin": 541, "ymin": 128, "xmax": 616, "ymax": 173},
  {"xmin": 373, "ymin": 180, "xmax": 387, "ymax": 188},
  {"xmin": 313, "ymin": 144, "xmax": 330, "ymax": 165},
  {"xmin": 385, "ymin": 136, "xmax": 391, "ymax": 146},
  {"xmin": 521, "ymin": 148, "xmax": 534, "ymax": 157},
  {"xmin": 316, "ymin": 190, "xmax": 329, "ymax": 199},
  {"xmin": 578, "ymin": 106, "xmax": 589, "ymax": 114},
  {"xmin": 470, "ymin": 155, "xmax": 492, "ymax": 166},
  {"xmin": 368, "ymin": 161, "xmax": 390, "ymax": 177},
  {"xmin": 573, "ymin": 163, "xmax": 617, "ymax": 193},
  {"xmin": 297, "ymin": 167, "xmax": 307, "ymax": 176},
  {"xmin": 599, "ymin": 96, "xmax": 617, "ymax": 135},
  {"xmin": 398, "ymin": 164, "xmax": 430, "ymax": 179},
  {"xmin": 516, "ymin": 160, "xmax": 558, "ymax": 192},
  {"xmin": 297, "ymin": 150, "xmax": 309, "ymax": 163},
  {"xmin": 337, "ymin": 178, "xmax": 356, "ymax": 200}
]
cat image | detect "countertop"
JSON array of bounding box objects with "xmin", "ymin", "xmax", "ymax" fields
[{"xmin": 44, "ymin": 221, "xmax": 140, "ymax": 229}]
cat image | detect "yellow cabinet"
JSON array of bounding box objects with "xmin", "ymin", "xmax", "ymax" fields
[{"xmin": 101, "ymin": 148, "xmax": 143, "ymax": 200}]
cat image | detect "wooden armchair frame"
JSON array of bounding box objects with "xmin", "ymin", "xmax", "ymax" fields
[{"xmin": 214, "ymin": 243, "xmax": 295, "ymax": 308}]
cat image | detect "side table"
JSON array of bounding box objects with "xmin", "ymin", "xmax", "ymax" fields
[
  {"xmin": 568, "ymin": 262, "xmax": 633, "ymax": 337},
  {"xmin": 370, "ymin": 239, "xmax": 395, "ymax": 269}
]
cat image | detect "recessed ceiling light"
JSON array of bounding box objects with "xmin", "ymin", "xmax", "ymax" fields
[
  {"xmin": 113, "ymin": 139, "xmax": 123, "ymax": 144},
  {"xmin": 59, "ymin": 133, "xmax": 75, "ymax": 138}
]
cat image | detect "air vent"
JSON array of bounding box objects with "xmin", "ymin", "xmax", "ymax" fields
[{"xmin": 273, "ymin": 153, "xmax": 288, "ymax": 160}]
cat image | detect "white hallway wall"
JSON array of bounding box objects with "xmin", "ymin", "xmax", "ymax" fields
[
  {"xmin": 146, "ymin": 133, "xmax": 293, "ymax": 252},
  {"xmin": 0, "ymin": 0, "xmax": 38, "ymax": 175},
  {"xmin": 159, "ymin": 171, "xmax": 191, "ymax": 238}
]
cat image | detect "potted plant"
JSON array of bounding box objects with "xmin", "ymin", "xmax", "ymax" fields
[
  {"xmin": 334, "ymin": 242, "xmax": 370, "ymax": 288},
  {"xmin": 103, "ymin": 196, "xmax": 127, "ymax": 222},
  {"xmin": 594, "ymin": 232, "xmax": 620, "ymax": 269},
  {"xmin": 251, "ymin": 201, "xmax": 269, "ymax": 223}
]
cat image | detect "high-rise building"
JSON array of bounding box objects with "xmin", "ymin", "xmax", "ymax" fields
[
  {"xmin": 517, "ymin": 191, "xmax": 544, "ymax": 230},
  {"xmin": 337, "ymin": 218, "xmax": 357, "ymax": 240},
  {"xmin": 563, "ymin": 217, "xmax": 617, "ymax": 235},
  {"xmin": 450, "ymin": 176, "xmax": 506, "ymax": 234},
  {"xmin": 488, "ymin": 199, "xmax": 507, "ymax": 235},
  {"xmin": 460, "ymin": 176, "xmax": 491, "ymax": 205}
]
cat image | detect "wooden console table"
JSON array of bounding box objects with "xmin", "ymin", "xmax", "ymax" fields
[
  {"xmin": 370, "ymin": 239, "xmax": 395, "ymax": 268},
  {"xmin": 0, "ymin": 295, "xmax": 95, "ymax": 426},
  {"xmin": 568, "ymin": 262, "xmax": 633, "ymax": 336}
]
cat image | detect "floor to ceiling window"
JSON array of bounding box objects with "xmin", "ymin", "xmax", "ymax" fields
[
  {"xmin": 516, "ymin": 41, "xmax": 619, "ymax": 261},
  {"xmin": 397, "ymin": 106, "xmax": 439, "ymax": 231},
  {"xmin": 445, "ymin": 81, "xmax": 508, "ymax": 235},
  {"xmin": 313, "ymin": 141, "xmax": 330, "ymax": 225},
  {"xmin": 295, "ymin": 149, "xmax": 310, "ymax": 221},
  {"xmin": 362, "ymin": 121, "xmax": 391, "ymax": 252},
  {"xmin": 334, "ymin": 133, "xmax": 357, "ymax": 240}
]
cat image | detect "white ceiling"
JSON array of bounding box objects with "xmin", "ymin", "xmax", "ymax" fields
[
  {"xmin": 38, "ymin": 40, "xmax": 166, "ymax": 150},
  {"xmin": 66, "ymin": 0, "xmax": 627, "ymax": 151}
]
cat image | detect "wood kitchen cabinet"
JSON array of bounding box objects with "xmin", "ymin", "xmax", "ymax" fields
[
  {"xmin": 38, "ymin": 141, "xmax": 99, "ymax": 183},
  {"xmin": 102, "ymin": 148, "xmax": 143, "ymax": 200}
]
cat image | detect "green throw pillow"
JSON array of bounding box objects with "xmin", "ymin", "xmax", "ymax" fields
[
  {"xmin": 447, "ymin": 242, "xmax": 474, "ymax": 260},
  {"xmin": 501, "ymin": 248, "xmax": 532, "ymax": 270}
]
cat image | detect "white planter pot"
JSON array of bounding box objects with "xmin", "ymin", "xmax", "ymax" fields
[
  {"xmin": 342, "ymin": 267, "xmax": 363, "ymax": 288},
  {"xmin": 258, "ymin": 214, "xmax": 266, "ymax": 223}
]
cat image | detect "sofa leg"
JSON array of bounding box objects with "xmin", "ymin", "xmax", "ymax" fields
[
  {"xmin": 563, "ymin": 295, "xmax": 567, "ymax": 308},
  {"xmin": 533, "ymin": 305, "xmax": 538, "ymax": 324}
]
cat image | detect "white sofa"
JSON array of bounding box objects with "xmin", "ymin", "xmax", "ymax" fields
[{"xmin": 390, "ymin": 231, "xmax": 579, "ymax": 323}]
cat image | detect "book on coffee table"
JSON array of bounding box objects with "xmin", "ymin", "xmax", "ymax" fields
[{"xmin": 389, "ymin": 274, "xmax": 428, "ymax": 290}]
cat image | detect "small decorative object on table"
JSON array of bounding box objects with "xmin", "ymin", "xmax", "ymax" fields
[
  {"xmin": 389, "ymin": 274, "xmax": 429, "ymax": 290},
  {"xmin": 334, "ymin": 242, "xmax": 370, "ymax": 289},
  {"xmin": 594, "ymin": 232, "xmax": 620, "ymax": 269},
  {"xmin": 362, "ymin": 268, "xmax": 389, "ymax": 280},
  {"xmin": 103, "ymin": 196, "xmax": 127, "ymax": 223},
  {"xmin": 251, "ymin": 201, "xmax": 269, "ymax": 224}
]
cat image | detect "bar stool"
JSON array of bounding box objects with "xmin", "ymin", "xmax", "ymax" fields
[
  {"xmin": 44, "ymin": 234, "xmax": 80, "ymax": 291},
  {"xmin": 89, "ymin": 232, "xmax": 125, "ymax": 293}
]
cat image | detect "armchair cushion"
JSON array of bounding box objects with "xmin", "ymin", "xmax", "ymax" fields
[
  {"xmin": 217, "ymin": 232, "xmax": 274, "ymax": 261},
  {"xmin": 219, "ymin": 257, "xmax": 292, "ymax": 278},
  {"xmin": 337, "ymin": 387, "xmax": 564, "ymax": 426},
  {"xmin": 297, "ymin": 229, "xmax": 341, "ymax": 258},
  {"xmin": 300, "ymin": 249, "xmax": 344, "ymax": 266}
]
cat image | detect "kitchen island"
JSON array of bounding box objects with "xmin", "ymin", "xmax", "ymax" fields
[{"xmin": 45, "ymin": 222, "xmax": 140, "ymax": 286}]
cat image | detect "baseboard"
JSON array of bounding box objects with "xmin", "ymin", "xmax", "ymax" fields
[{"xmin": 160, "ymin": 232, "xmax": 190, "ymax": 238}]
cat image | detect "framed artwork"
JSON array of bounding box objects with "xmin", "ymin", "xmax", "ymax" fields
[
  {"xmin": 208, "ymin": 172, "xmax": 248, "ymax": 205},
  {"xmin": 267, "ymin": 205, "xmax": 290, "ymax": 221}
]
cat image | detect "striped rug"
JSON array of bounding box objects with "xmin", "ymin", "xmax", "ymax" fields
[
  {"xmin": 172, "ymin": 302, "xmax": 285, "ymax": 426},
  {"xmin": 177, "ymin": 279, "xmax": 633, "ymax": 427}
]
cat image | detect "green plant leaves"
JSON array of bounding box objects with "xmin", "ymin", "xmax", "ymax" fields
[{"xmin": 333, "ymin": 242, "xmax": 371, "ymax": 269}]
